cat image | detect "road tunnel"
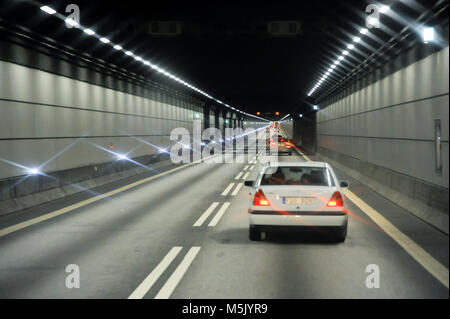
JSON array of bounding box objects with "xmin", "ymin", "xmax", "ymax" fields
[{"xmin": 0, "ymin": 0, "xmax": 448, "ymax": 303}]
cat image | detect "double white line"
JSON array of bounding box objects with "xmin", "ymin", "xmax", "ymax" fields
[
  {"xmin": 193, "ymin": 202, "xmax": 231, "ymax": 227},
  {"xmin": 221, "ymin": 182, "xmax": 243, "ymax": 196},
  {"xmin": 128, "ymin": 246, "xmax": 201, "ymax": 299}
]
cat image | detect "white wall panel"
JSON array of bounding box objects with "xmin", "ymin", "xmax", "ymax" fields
[
  {"xmin": 318, "ymin": 47, "xmax": 449, "ymax": 187},
  {"xmin": 0, "ymin": 60, "xmax": 199, "ymax": 179}
]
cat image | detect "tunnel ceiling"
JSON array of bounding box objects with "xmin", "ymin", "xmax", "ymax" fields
[{"xmin": 1, "ymin": 0, "xmax": 448, "ymax": 119}]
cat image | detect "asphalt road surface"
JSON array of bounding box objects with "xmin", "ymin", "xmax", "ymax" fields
[{"xmin": 0, "ymin": 143, "xmax": 448, "ymax": 298}]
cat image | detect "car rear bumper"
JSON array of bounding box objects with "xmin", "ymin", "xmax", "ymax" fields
[{"xmin": 249, "ymin": 212, "xmax": 347, "ymax": 227}]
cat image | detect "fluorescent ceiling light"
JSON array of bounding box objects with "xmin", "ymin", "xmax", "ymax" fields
[
  {"xmin": 353, "ymin": 36, "xmax": 361, "ymax": 43},
  {"xmin": 422, "ymin": 27, "xmax": 435, "ymax": 43},
  {"xmin": 347, "ymin": 44, "xmax": 355, "ymax": 50},
  {"xmin": 342, "ymin": 50, "xmax": 349, "ymax": 55},
  {"xmin": 360, "ymin": 28, "xmax": 368, "ymax": 34},
  {"xmin": 100, "ymin": 37, "xmax": 110, "ymax": 43},
  {"xmin": 380, "ymin": 5, "xmax": 389, "ymax": 13},
  {"xmin": 65, "ymin": 18, "xmax": 79, "ymax": 27},
  {"xmin": 84, "ymin": 28, "xmax": 95, "ymax": 35},
  {"xmin": 113, "ymin": 44, "xmax": 122, "ymax": 50},
  {"xmin": 40, "ymin": 6, "xmax": 56, "ymax": 14},
  {"xmin": 368, "ymin": 17, "xmax": 378, "ymax": 26}
]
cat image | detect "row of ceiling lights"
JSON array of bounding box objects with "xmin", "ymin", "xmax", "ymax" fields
[
  {"xmin": 307, "ymin": 5, "xmax": 390, "ymax": 97},
  {"xmin": 307, "ymin": 4, "xmax": 441, "ymax": 98},
  {"xmin": 39, "ymin": 5, "xmax": 269, "ymax": 122}
]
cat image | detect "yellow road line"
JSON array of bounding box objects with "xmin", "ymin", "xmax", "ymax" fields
[
  {"xmin": 0, "ymin": 156, "xmax": 215, "ymax": 238},
  {"xmin": 302, "ymin": 148, "xmax": 448, "ymax": 288},
  {"xmin": 344, "ymin": 189, "xmax": 449, "ymax": 289},
  {"xmin": 298, "ymin": 149, "xmax": 312, "ymax": 161}
]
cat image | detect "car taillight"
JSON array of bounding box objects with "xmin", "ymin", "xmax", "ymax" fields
[
  {"xmin": 286, "ymin": 142, "xmax": 293, "ymax": 146},
  {"xmin": 327, "ymin": 191, "xmax": 343, "ymax": 207},
  {"xmin": 253, "ymin": 189, "xmax": 270, "ymax": 206}
]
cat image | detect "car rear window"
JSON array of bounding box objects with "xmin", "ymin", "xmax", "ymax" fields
[{"xmin": 260, "ymin": 166, "xmax": 334, "ymax": 186}]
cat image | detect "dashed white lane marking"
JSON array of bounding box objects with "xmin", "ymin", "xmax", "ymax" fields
[
  {"xmin": 242, "ymin": 172, "xmax": 250, "ymax": 180},
  {"xmin": 154, "ymin": 247, "xmax": 201, "ymax": 299},
  {"xmin": 0, "ymin": 155, "xmax": 217, "ymax": 238},
  {"xmin": 234, "ymin": 172, "xmax": 243, "ymax": 180},
  {"xmin": 344, "ymin": 189, "xmax": 449, "ymax": 289},
  {"xmin": 208, "ymin": 202, "xmax": 231, "ymax": 227},
  {"xmin": 193, "ymin": 202, "xmax": 219, "ymax": 227},
  {"xmin": 128, "ymin": 246, "xmax": 182, "ymax": 299},
  {"xmin": 221, "ymin": 183, "xmax": 235, "ymax": 196},
  {"xmin": 249, "ymin": 165, "xmax": 255, "ymax": 170},
  {"xmin": 231, "ymin": 183, "xmax": 244, "ymax": 196},
  {"xmin": 243, "ymin": 165, "xmax": 249, "ymax": 171}
]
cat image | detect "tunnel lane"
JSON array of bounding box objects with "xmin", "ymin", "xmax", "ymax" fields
[{"xmin": 0, "ymin": 146, "xmax": 448, "ymax": 298}]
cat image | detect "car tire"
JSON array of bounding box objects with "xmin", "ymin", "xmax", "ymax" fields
[
  {"xmin": 334, "ymin": 225, "xmax": 347, "ymax": 242},
  {"xmin": 249, "ymin": 226, "xmax": 262, "ymax": 241}
]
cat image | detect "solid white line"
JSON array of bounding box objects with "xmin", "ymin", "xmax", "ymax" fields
[
  {"xmin": 243, "ymin": 165, "xmax": 249, "ymax": 171},
  {"xmin": 344, "ymin": 189, "xmax": 449, "ymax": 289},
  {"xmin": 234, "ymin": 172, "xmax": 243, "ymax": 180},
  {"xmin": 221, "ymin": 183, "xmax": 235, "ymax": 196},
  {"xmin": 242, "ymin": 172, "xmax": 250, "ymax": 180},
  {"xmin": 208, "ymin": 202, "xmax": 231, "ymax": 227},
  {"xmin": 128, "ymin": 246, "xmax": 182, "ymax": 299},
  {"xmin": 193, "ymin": 202, "xmax": 219, "ymax": 227},
  {"xmin": 0, "ymin": 155, "xmax": 217, "ymax": 238},
  {"xmin": 154, "ymin": 247, "xmax": 201, "ymax": 299},
  {"xmin": 231, "ymin": 183, "xmax": 244, "ymax": 196}
]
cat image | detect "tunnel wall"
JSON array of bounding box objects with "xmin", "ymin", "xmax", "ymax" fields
[
  {"xmin": 316, "ymin": 46, "xmax": 449, "ymax": 232},
  {"xmin": 0, "ymin": 34, "xmax": 266, "ymax": 215},
  {"xmin": 292, "ymin": 113, "xmax": 317, "ymax": 154},
  {"xmin": 279, "ymin": 120, "xmax": 293, "ymax": 139},
  {"xmin": 0, "ymin": 59, "xmax": 204, "ymax": 180}
]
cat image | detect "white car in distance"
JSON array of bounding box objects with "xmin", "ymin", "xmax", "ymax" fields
[{"xmin": 244, "ymin": 161, "xmax": 349, "ymax": 242}]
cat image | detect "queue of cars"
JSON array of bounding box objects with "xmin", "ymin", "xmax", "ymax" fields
[
  {"xmin": 246, "ymin": 128, "xmax": 349, "ymax": 242},
  {"xmin": 267, "ymin": 134, "xmax": 293, "ymax": 156},
  {"xmin": 244, "ymin": 162, "xmax": 349, "ymax": 242}
]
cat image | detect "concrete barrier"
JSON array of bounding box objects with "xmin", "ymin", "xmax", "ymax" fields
[
  {"xmin": 315, "ymin": 147, "xmax": 449, "ymax": 235},
  {"xmin": 0, "ymin": 153, "xmax": 178, "ymax": 216}
]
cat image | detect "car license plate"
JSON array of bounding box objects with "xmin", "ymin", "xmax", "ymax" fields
[{"xmin": 284, "ymin": 197, "xmax": 315, "ymax": 205}]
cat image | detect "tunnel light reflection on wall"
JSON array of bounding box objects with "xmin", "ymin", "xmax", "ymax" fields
[
  {"xmin": 27, "ymin": 168, "xmax": 41, "ymax": 175},
  {"xmin": 117, "ymin": 154, "xmax": 128, "ymax": 160}
]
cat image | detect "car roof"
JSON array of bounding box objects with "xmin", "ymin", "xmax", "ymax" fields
[{"xmin": 264, "ymin": 161, "xmax": 328, "ymax": 168}]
